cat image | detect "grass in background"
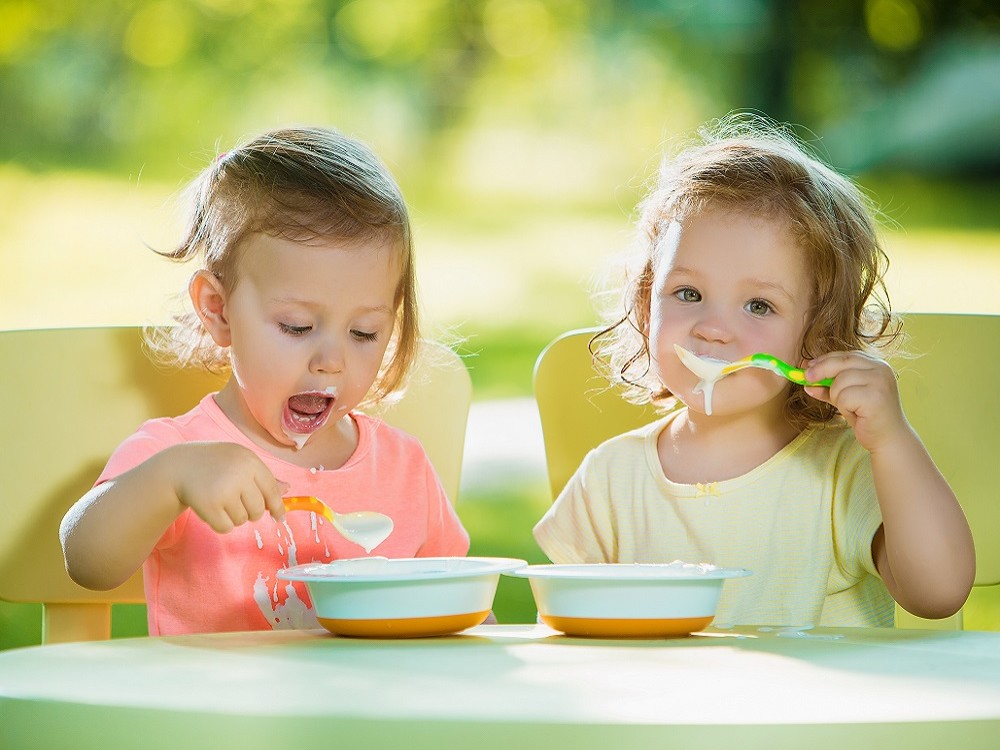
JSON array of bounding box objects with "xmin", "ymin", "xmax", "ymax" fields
[
  {"xmin": 456, "ymin": 327, "xmax": 561, "ymax": 399},
  {"xmin": 455, "ymin": 481, "xmax": 553, "ymax": 624}
]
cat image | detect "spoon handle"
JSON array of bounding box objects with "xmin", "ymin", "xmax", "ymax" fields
[
  {"xmin": 283, "ymin": 495, "xmax": 336, "ymax": 523},
  {"xmin": 748, "ymin": 354, "xmax": 834, "ymax": 388}
]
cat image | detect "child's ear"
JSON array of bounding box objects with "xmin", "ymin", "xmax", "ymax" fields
[{"xmin": 189, "ymin": 270, "xmax": 231, "ymax": 347}]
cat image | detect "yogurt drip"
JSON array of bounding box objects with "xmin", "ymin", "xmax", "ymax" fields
[
  {"xmin": 284, "ymin": 430, "xmax": 311, "ymax": 450},
  {"xmin": 673, "ymin": 344, "xmax": 732, "ymax": 416},
  {"xmin": 333, "ymin": 511, "xmax": 394, "ymax": 553},
  {"xmin": 283, "ymin": 387, "xmax": 338, "ymax": 450}
]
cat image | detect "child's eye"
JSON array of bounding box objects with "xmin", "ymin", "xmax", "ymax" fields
[
  {"xmin": 674, "ymin": 287, "xmax": 701, "ymax": 303},
  {"xmin": 745, "ymin": 299, "xmax": 773, "ymax": 316},
  {"xmin": 279, "ymin": 323, "xmax": 312, "ymax": 336},
  {"xmin": 351, "ymin": 329, "xmax": 379, "ymax": 342}
]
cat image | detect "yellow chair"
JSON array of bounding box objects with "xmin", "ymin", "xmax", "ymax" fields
[
  {"xmin": 533, "ymin": 314, "xmax": 1000, "ymax": 629},
  {"xmin": 0, "ymin": 326, "xmax": 471, "ymax": 644}
]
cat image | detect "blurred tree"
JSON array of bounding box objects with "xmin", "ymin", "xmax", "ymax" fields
[
  {"xmin": 0, "ymin": 0, "xmax": 997, "ymax": 180},
  {"xmin": 606, "ymin": 0, "xmax": 1000, "ymax": 172}
]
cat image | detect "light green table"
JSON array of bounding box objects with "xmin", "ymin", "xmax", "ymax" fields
[{"xmin": 2, "ymin": 624, "xmax": 999, "ymax": 749}]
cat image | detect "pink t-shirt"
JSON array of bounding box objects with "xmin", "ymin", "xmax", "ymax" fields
[{"xmin": 96, "ymin": 394, "xmax": 470, "ymax": 635}]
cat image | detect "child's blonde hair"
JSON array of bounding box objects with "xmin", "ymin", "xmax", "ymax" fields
[
  {"xmin": 595, "ymin": 114, "xmax": 898, "ymax": 428},
  {"xmin": 149, "ymin": 126, "xmax": 417, "ymax": 405}
]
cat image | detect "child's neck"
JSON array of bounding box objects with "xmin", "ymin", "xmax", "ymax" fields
[
  {"xmin": 281, "ymin": 415, "xmax": 359, "ymax": 471},
  {"xmin": 657, "ymin": 405, "xmax": 802, "ymax": 485},
  {"xmin": 214, "ymin": 384, "xmax": 359, "ymax": 470}
]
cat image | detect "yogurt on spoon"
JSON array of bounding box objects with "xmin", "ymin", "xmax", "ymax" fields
[
  {"xmin": 673, "ymin": 344, "xmax": 733, "ymax": 415},
  {"xmin": 283, "ymin": 496, "xmax": 394, "ymax": 553}
]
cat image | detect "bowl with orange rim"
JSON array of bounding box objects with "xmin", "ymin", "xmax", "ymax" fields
[
  {"xmin": 278, "ymin": 557, "xmax": 527, "ymax": 638},
  {"xmin": 507, "ymin": 562, "xmax": 751, "ymax": 638}
]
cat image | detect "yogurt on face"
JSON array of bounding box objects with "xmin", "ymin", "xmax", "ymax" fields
[
  {"xmin": 282, "ymin": 386, "xmax": 339, "ymax": 450},
  {"xmin": 673, "ymin": 344, "xmax": 733, "ymax": 416},
  {"xmin": 284, "ymin": 430, "xmax": 311, "ymax": 450}
]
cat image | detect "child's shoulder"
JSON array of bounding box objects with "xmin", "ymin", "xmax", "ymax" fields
[
  {"xmin": 586, "ymin": 412, "xmax": 675, "ymax": 464},
  {"xmin": 142, "ymin": 393, "xmax": 239, "ymax": 441},
  {"xmin": 799, "ymin": 419, "xmax": 868, "ymax": 463},
  {"xmin": 353, "ymin": 410, "xmax": 424, "ymax": 452},
  {"xmin": 132, "ymin": 394, "xmax": 221, "ymax": 441}
]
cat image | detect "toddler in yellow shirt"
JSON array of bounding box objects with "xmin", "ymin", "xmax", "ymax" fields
[{"xmin": 535, "ymin": 115, "xmax": 974, "ymax": 627}]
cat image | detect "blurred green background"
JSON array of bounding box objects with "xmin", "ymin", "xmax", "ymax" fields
[{"xmin": 2, "ymin": 0, "xmax": 999, "ymax": 648}]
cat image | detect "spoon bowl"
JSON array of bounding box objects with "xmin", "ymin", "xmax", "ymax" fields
[
  {"xmin": 674, "ymin": 345, "xmax": 731, "ymax": 383},
  {"xmin": 283, "ymin": 496, "xmax": 394, "ymax": 553}
]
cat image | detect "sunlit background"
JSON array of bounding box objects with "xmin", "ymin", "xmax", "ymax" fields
[{"xmin": 2, "ymin": 0, "xmax": 999, "ymax": 644}]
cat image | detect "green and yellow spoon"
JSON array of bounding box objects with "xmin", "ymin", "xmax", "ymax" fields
[
  {"xmin": 674, "ymin": 344, "xmax": 833, "ymax": 415},
  {"xmin": 674, "ymin": 344, "xmax": 832, "ymax": 387},
  {"xmin": 719, "ymin": 353, "xmax": 834, "ymax": 387}
]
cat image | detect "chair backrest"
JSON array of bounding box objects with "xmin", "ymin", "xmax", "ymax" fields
[
  {"xmin": 533, "ymin": 327, "xmax": 658, "ymax": 500},
  {"xmin": 533, "ymin": 314, "xmax": 1000, "ymax": 629},
  {"xmin": 369, "ymin": 343, "xmax": 472, "ymax": 506},
  {"xmin": 0, "ymin": 326, "xmax": 471, "ymax": 643}
]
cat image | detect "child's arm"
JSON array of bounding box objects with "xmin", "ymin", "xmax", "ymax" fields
[
  {"xmin": 60, "ymin": 442, "xmax": 287, "ymax": 591},
  {"xmin": 805, "ymin": 352, "xmax": 975, "ymax": 619}
]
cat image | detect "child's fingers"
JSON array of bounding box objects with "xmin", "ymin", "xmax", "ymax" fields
[
  {"xmin": 803, "ymin": 352, "xmax": 850, "ymax": 382},
  {"xmin": 805, "ymin": 350, "xmax": 883, "ymax": 383},
  {"xmin": 241, "ymin": 489, "xmax": 268, "ymax": 523},
  {"xmin": 203, "ymin": 507, "xmax": 236, "ymax": 534},
  {"xmin": 258, "ymin": 474, "xmax": 288, "ymax": 522},
  {"xmin": 225, "ymin": 497, "xmax": 251, "ymax": 527}
]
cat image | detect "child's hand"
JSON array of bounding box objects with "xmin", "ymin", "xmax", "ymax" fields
[
  {"xmin": 802, "ymin": 351, "xmax": 909, "ymax": 453},
  {"xmin": 164, "ymin": 442, "xmax": 288, "ymax": 533}
]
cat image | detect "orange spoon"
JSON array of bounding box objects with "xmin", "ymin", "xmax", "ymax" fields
[{"xmin": 282, "ymin": 496, "xmax": 393, "ymax": 553}]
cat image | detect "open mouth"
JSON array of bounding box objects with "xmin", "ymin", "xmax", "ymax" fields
[{"xmin": 283, "ymin": 390, "xmax": 337, "ymax": 437}]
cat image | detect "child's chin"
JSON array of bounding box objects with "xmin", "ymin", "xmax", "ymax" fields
[
  {"xmin": 281, "ymin": 405, "xmax": 334, "ymax": 441},
  {"xmin": 279, "ymin": 423, "xmax": 326, "ymax": 451}
]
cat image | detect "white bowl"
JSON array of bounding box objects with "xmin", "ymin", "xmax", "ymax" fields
[
  {"xmin": 507, "ymin": 562, "xmax": 751, "ymax": 638},
  {"xmin": 279, "ymin": 557, "xmax": 527, "ymax": 638}
]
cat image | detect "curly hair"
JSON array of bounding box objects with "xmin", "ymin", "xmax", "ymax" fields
[
  {"xmin": 593, "ymin": 114, "xmax": 899, "ymax": 429},
  {"xmin": 145, "ymin": 126, "xmax": 417, "ymax": 406}
]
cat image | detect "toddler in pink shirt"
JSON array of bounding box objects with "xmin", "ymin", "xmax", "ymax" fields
[{"xmin": 61, "ymin": 127, "xmax": 469, "ymax": 634}]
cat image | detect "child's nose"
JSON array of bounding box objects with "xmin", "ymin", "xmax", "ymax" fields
[
  {"xmin": 691, "ymin": 311, "xmax": 733, "ymax": 344},
  {"xmin": 310, "ymin": 335, "xmax": 345, "ymax": 374}
]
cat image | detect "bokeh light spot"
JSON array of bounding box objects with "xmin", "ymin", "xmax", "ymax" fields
[
  {"xmin": 123, "ymin": 2, "xmax": 194, "ymax": 68},
  {"xmin": 335, "ymin": 0, "xmax": 403, "ymax": 60},
  {"xmin": 334, "ymin": 0, "xmax": 442, "ymax": 62},
  {"xmin": 865, "ymin": 0, "xmax": 923, "ymax": 52},
  {"xmin": 483, "ymin": 0, "xmax": 552, "ymax": 58},
  {"xmin": 193, "ymin": 0, "xmax": 255, "ymax": 15},
  {"xmin": 0, "ymin": 1, "xmax": 39, "ymax": 60}
]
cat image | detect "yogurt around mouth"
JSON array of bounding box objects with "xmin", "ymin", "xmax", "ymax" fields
[
  {"xmin": 673, "ymin": 344, "xmax": 733, "ymax": 416},
  {"xmin": 282, "ymin": 386, "xmax": 339, "ymax": 450},
  {"xmin": 284, "ymin": 430, "xmax": 312, "ymax": 450}
]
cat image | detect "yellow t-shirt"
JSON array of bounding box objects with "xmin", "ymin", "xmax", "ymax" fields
[{"xmin": 533, "ymin": 410, "xmax": 893, "ymax": 627}]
